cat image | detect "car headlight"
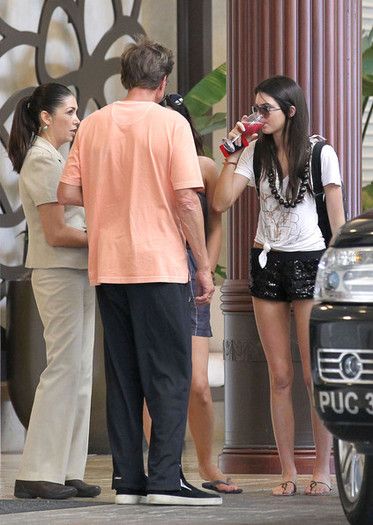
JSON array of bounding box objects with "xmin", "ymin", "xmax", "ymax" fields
[{"xmin": 314, "ymin": 247, "xmax": 373, "ymax": 302}]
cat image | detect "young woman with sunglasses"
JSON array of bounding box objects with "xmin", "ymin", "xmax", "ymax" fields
[
  {"xmin": 143, "ymin": 93, "xmax": 242, "ymax": 495},
  {"xmin": 213, "ymin": 76, "xmax": 346, "ymax": 496}
]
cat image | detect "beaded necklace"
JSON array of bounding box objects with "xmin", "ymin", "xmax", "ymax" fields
[{"xmin": 267, "ymin": 156, "xmax": 310, "ymax": 208}]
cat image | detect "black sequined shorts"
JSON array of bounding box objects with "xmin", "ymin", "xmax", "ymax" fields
[{"xmin": 249, "ymin": 248, "xmax": 325, "ymax": 302}]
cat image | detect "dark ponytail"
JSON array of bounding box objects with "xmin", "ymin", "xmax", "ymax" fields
[{"xmin": 8, "ymin": 83, "xmax": 73, "ymax": 173}]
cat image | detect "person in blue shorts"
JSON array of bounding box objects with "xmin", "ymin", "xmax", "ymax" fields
[{"xmin": 144, "ymin": 93, "xmax": 242, "ymax": 494}]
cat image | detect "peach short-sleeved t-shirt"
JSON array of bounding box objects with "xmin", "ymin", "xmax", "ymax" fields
[{"xmin": 60, "ymin": 101, "xmax": 203, "ymax": 285}]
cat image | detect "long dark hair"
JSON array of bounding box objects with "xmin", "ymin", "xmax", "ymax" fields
[
  {"xmin": 160, "ymin": 93, "xmax": 204, "ymax": 155},
  {"xmin": 8, "ymin": 83, "xmax": 73, "ymax": 173},
  {"xmin": 254, "ymin": 75, "xmax": 310, "ymax": 202}
]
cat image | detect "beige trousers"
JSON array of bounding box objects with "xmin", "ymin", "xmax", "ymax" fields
[{"xmin": 17, "ymin": 268, "xmax": 95, "ymax": 484}]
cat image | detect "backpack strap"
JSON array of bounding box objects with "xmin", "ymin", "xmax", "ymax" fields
[
  {"xmin": 311, "ymin": 141, "xmax": 325, "ymax": 198},
  {"xmin": 311, "ymin": 140, "xmax": 334, "ymax": 245},
  {"xmin": 253, "ymin": 141, "xmax": 261, "ymax": 196}
]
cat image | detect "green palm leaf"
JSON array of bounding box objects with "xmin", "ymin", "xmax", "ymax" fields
[
  {"xmin": 362, "ymin": 182, "xmax": 373, "ymax": 211},
  {"xmin": 193, "ymin": 112, "xmax": 227, "ymax": 136},
  {"xmin": 363, "ymin": 74, "xmax": 373, "ymax": 97},
  {"xmin": 184, "ymin": 63, "xmax": 227, "ymax": 118},
  {"xmin": 363, "ymin": 47, "xmax": 373, "ymax": 77}
]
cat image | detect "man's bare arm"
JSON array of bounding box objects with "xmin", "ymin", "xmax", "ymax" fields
[{"xmin": 57, "ymin": 181, "xmax": 84, "ymax": 206}]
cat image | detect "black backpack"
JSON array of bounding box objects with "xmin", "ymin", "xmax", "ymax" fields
[{"xmin": 253, "ymin": 141, "xmax": 347, "ymax": 246}]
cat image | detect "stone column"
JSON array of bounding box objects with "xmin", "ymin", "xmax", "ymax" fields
[{"xmin": 219, "ymin": 0, "xmax": 361, "ymax": 474}]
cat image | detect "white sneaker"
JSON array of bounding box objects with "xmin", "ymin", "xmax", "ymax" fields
[{"xmin": 115, "ymin": 489, "xmax": 147, "ymax": 505}]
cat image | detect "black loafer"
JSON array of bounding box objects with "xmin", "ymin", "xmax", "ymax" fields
[
  {"xmin": 14, "ymin": 479, "xmax": 78, "ymax": 499},
  {"xmin": 65, "ymin": 479, "xmax": 101, "ymax": 497}
]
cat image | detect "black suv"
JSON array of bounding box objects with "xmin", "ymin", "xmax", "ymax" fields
[{"xmin": 310, "ymin": 209, "xmax": 373, "ymax": 525}]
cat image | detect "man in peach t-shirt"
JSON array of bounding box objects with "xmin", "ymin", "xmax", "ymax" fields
[{"xmin": 58, "ymin": 37, "xmax": 221, "ymax": 507}]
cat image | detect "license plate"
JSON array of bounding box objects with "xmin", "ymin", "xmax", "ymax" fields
[{"xmin": 317, "ymin": 390, "xmax": 373, "ymax": 416}]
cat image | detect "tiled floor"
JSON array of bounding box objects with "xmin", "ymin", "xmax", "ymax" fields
[{"xmin": 0, "ymin": 440, "xmax": 349, "ymax": 524}]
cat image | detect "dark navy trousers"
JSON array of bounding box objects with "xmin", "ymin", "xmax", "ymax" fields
[{"xmin": 96, "ymin": 282, "xmax": 191, "ymax": 491}]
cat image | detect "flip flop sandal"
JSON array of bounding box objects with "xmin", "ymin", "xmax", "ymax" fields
[
  {"xmin": 202, "ymin": 477, "xmax": 243, "ymax": 494},
  {"xmin": 272, "ymin": 480, "xmax": 297, "ymax": 496},
  {"xmin": 305, "ymin": 480, "xmax": 332, "ymax": 495}
]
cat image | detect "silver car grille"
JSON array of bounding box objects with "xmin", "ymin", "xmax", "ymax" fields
[{"xmin": 317, "ymin": 348, "xmax": 373, "ymax": 384}]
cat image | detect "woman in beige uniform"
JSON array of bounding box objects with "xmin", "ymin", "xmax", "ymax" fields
[{"xmin": 8, "ymin": 83, "xmax": 100, "ymax": 500}]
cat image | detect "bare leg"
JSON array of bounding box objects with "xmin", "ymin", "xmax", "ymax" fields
[
  {"xmin": 293, "ymin": 300, "xmax": 333, "ymax": 494},
  {"xmin": 252, "ymin": 297, "xmax": 297, "ymax": 495},
  {"xmin": 143, "ymin": 401, "xmax": 151, "ymax": 445},
  {"xmin": 188, "ymin": 336, "xmax": 240, "ymax": 492}
]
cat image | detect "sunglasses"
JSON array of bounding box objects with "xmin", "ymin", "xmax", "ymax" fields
[
  {"xmin": 251, "ymin": 104, "xmax": 281, "ymax": 118},
  {"xmin": 160, "ymin": 93, "xmax": 184, "ymax": 107},
  {"xmin": 166, "ymin": 93, "xmax": 184, "ymax": 106}
]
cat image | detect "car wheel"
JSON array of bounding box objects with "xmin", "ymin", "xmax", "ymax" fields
[{"xmin": 334, "ymin": 437, "xmax": 373, "ymax": 525}]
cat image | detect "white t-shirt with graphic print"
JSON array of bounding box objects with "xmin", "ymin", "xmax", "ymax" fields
[{"xmin": 234, "ymin": 139, "xmax": 342, "ymax": 254}]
